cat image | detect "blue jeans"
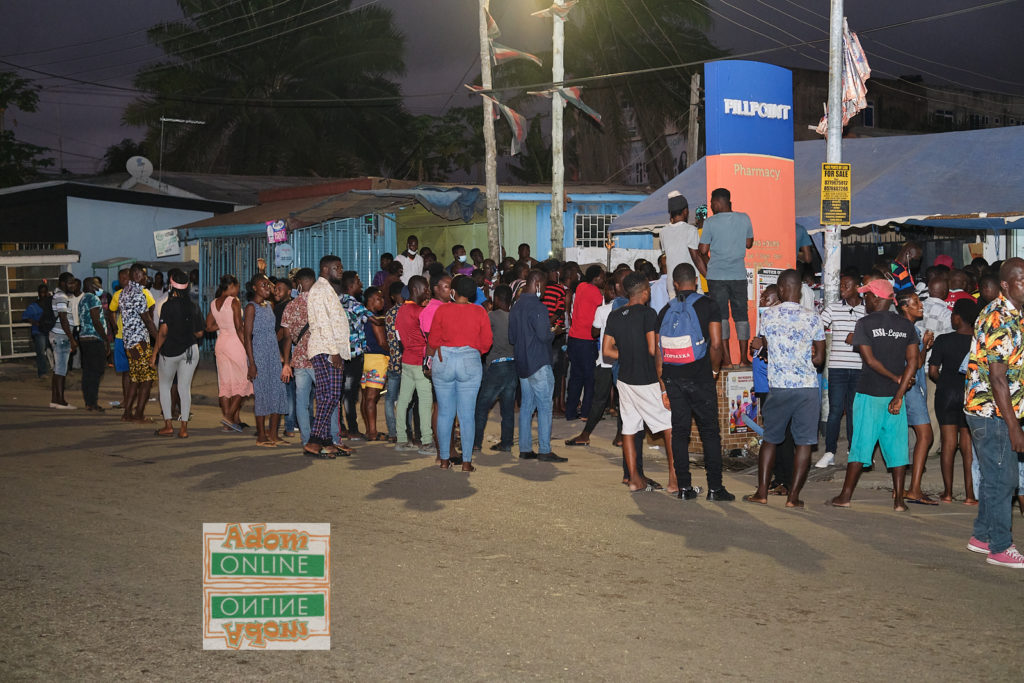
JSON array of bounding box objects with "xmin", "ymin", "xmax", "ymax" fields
[
  {"xmin": 284, "ymin": 375, "xmax": 297, "ymax": 433},
  {"xmin": 474, "ymin": 360, "xmax": 518, "ymax": 449},
  {"xmin": 31, "ymin": 332, "xmax": 51, "ymax": 377},
  {"xmin": 433, "ymin": 346, "xmax": 483, "ymax": 462},
  {"xmin": 520, "ymin": 365, "xmax": 554, "ymax": 454},
  {"xmin": 293, "ymin": 367, "xmax": 316, "ymax": 445},
  {"xmin": 50, "ymin": 332, "xmax": 71, "ymax": 376},
  {"xmin": 565, "ymin": 337, "xmax": 597, "ymax": 420},
  {"xmin": 966, "ymin": 414, "xmax": 1021, "ymax": 554},
  {"xmin": 825, "ymin": 367, "xmax": 859, "ymax": 453},
  {"xmin": 384, "ymin": 371, "xmax": 401, "ymax": 439}
]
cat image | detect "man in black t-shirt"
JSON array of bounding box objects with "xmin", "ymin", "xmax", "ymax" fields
[
  {"xmin": 656, "ymin": 263, "xmax": 732, "ymax": 501},
  {"xmin": 604, "ymin": 273, "xmax": 678, "ymax": 493},
  {"xmin": 831, "ymin": 277, "xmax": 919, "ymax": 511}
]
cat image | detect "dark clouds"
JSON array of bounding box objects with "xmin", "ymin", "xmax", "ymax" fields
[{"xmin": 2, "ymin": 0, "xmax": 1020, "ymax": 174}]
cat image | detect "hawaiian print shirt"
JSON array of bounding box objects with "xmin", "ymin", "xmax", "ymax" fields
[
  {"xmin": 965, "ymin": 295, "xmax": 1024, "ymax": 419},
  {"xmin": 78, "ymin": 292, "xmax": 107, "ymax": 339},
  {"xmin": 120, "ymin": 281, "xmax": 150, "ymax": 348},
  {"xmin": 385, "ymin": 304, "xmax": 403, "ymax": 374},
  {"xmin": 340, "ymin": 293, "xmax": 371, "ymax": 357},
  {"xmin": 757, "ymin": 301, "xmax": 825, "ymax": 389}
]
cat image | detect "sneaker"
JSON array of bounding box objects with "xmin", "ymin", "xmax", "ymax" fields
[
  {"xmin": 417, "ymin": 447, "xmax": 437, "ymax": 456},
  {"xmin": 675, "ymin": 486, "xmax": 703, "ymax": 500},
  {"xmin": 706, "ymin": 487, "xmax": 736, "ymax": 502},
  {"xmin": 395, "ymin": 442, "xmax": 418, "ymax": 452},
  {"xmin": 490, "ymin": 443, "xmax": 512, "ymax": 453},
  {"xmin": 986, "ymin": 545, "xmax": 1024, "ymax": 568},
  {"xmin": 50, "ymin": 402, "xmax": 77, "ymax": 410},
  {"xmin": 519, "ymin": 451, "xmax": 538, "ymax": 460},
  {"xmin": 537, "ymin": 452, "xmax": 568, "ymax": 462},
  {"xmin": 814, "ymin": 452, "xmax": 835, "ymax": 469},
  {"xmin": 967, "ymin": 537, "xmax": 990, "ymax": 554}
]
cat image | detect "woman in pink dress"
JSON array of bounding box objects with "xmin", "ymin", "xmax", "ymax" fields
[{"xmin": 204, "ymin": 275, "xmax": 253, "ymax": 431}]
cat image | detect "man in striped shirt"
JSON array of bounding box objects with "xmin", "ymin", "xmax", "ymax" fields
[{"xmin": 815, "ymin": 271, "xmax": 865, "ymax": 468}]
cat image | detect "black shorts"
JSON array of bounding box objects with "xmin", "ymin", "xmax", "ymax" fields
[{"xmin": 934, "ymin": 385, "xmax": 966, "ymax": 427}]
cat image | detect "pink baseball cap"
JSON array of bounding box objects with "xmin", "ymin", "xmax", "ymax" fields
[
  {"xmin": 857, "ymin": 278, "xmax": 894, "ymax": 299},
  {"xmin": 934, "ymin": 254, "xmax": 954, "ymax": 268}
]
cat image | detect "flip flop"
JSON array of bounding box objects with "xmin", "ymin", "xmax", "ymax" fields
[
  {"xmin": 904, "ymin": 495, "xmax": 939, "ymax": 506},
  {"xmin": 303, "ymin": 448, "xmax": 336, "ymax": 459},
  {"xmin": 644, "ymin": 478, "xmax": 664, "ymax": 491},
  {"xmin": 333, "ymin": 443, "xmax": 354, "ymax": 456},
  {"xmin": 564, "ymin": 439, "xmax": 590, "ymax": 446},
  {"xmin": 255, "ymin": 441, "xmax": 278, "ymax": 448},
  {"xmin": 630, "ymin": 485, "xmax": 656, "ymax": 493}
]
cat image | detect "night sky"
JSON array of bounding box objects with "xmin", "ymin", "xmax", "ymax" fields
[{"xmin": 2, "ymin": 0, "xmax": 1021, "ymax": 175}]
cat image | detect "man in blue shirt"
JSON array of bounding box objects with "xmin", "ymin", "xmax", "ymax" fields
[
  {"xmin": 698, "ymin": 187, "xmax": 754, "ymax": 367},
  {"xmin": 22, "ymin": 283, "xmax": 52, "ymax": 378},
  {"xmin": 509, "ymin": 269, "xmax": 566, "ymax": 463}
]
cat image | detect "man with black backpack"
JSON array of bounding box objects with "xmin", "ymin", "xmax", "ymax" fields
[{"xmin": 656, "ymin": 263, "xmax": 733, "ymax": 501}]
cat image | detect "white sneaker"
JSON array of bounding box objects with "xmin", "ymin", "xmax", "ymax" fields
[
  {"xmin": 50, "ymin": 402, "xmax": 77, "ymax": 410},
  {"xmin": 814, "ymin": 452, "xmax": 835, "ymax": 468}
]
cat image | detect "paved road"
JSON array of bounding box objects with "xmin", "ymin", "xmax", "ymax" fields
[{"xmin": 1, "ymin": 362, "xmax": 1020, "ymax": 680}]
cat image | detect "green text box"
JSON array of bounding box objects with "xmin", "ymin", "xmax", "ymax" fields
[
  {"xmin": 211, "ymin": 552, "xmax": 325, "ymax": 577},
  {"xmin": 211, "ymin": 593, "xmax": 325, "ymax": 619}
]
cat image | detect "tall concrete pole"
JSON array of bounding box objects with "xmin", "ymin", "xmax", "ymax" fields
[
  {"xmin": 823, "ymin": 0, "xmax": 844, "ymax": 304},
  {"xmin": 479, "ymin": 0, "xmax": 501, "ymax": 262},
  {"xmin": 550, "ymin": 0, "xmax": 566, "ymax": 260}
]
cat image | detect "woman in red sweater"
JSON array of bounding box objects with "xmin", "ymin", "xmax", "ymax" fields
[
  {"xmin": 428, "ymin": 275, "xmax": 493, "ymax": 471},
  {"xmin": 566, "ymin": 264, "xmax": 606, "ymax": 420}
]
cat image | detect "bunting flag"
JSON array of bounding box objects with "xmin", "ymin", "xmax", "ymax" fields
[
  {"xmin": 815, "ymin": 19, "xmax": 872, "ymax": 135},
  {"xmin": 490, "ymin": 41, "xmax": 542, "ymax": 67},
  {"xmin": 528, "ymin": 86, "xmax": 603, "ymax": 125},
  {"xmin": 484, "ymin": 7, "xmax": 500, "ymax": 38},
  {"xmin": 530, "ymin": 0, "xmax": 578, "ymax": 21},
  {"xmin": 464, "ymin": 85, "xmax": 529, "ymax": 155}
]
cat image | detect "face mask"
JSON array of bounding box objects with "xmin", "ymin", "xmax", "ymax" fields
[
  {"xmin": 458, "ymin": 255, "xmax": 467, "ymax": 263},
  {"xmin": 408, "ymin": 249, "xmax": 417, "ymax": 256},
  {"xmin": 95, "ymin": 288, "xmax": 104, "ymax": 297},
  {"xmin": 291, "ymin": 288, "xmax": 299, "ymax": 299}
]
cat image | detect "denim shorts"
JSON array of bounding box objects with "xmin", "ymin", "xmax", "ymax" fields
[
  {"xmin": 50, "ymin": 332, "xmax": 71, "ymax": 376},
  {"xmin": 763, "ymin": 387, "xmax": 820, "ymax": 446},
  {"xmin": 904, "ymin": 380, "xmax": 929, "ymax": 426}
]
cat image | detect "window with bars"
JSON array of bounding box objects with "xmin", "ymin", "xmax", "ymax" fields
[{"xmin": 573, "ymin": 214, "xmax": 618, "ymax": 248}]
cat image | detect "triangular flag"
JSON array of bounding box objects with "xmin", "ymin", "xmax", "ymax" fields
[
  {"xmin": 484, "ymin": 7, "xmax": 500, "ymax": 38},
  {"xmin": 528, "ymin": 86, "xmax": 603, "ymax": 125},
  {"xmin": 531, "ymin": 0, "xmax": 578, "ymax": 21},
  {"xmin": 465, "ymin": 85, "xmax": 528, "ymax": 155},
  {"xmin": 491, "ymin": 41, "xmax": 543, "ymax": 67}
]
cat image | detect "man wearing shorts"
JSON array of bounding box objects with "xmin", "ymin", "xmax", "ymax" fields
[
  {"xmin": 48, "ymin": 272, "xmax": 78, "ymax": 409},
  {"xmin": 831, "ymin": 278, "xmax": 918, "ymax": 512},
  {"xmin": 743, "ymin": 270, "xmax": 825, "ymax": 509},
  {"xmin": 603, "ymin": 273, "xmax": 679, "ymax": 493}
]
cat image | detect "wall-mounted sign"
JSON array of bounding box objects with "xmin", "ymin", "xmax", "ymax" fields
[
  {"xmin": 153, "ymin": 229, "xmax": 181, "ymax": 257},
  {"xmin": 267, "ymin": 220, "xmax": 287, "ymax": 244}
]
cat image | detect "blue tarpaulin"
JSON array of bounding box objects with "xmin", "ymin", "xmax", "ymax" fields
[
  {"xmin": 355, "ymin": 187, "xmax": 485, "ymax": 223},
  {"xmin": 610, "ymin": 126, "xmax": 1024, "ymax": 235}
]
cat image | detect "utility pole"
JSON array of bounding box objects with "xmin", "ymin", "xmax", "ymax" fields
[
  {"xmin": 479, "ymin": 0, "xmax": 501, "ymax": 262},
  {"xmin": 549, "ymin": 0, "xmax": 566, "ymax": 260},
  {"xmin": 686, "ymin": 72, "xmax": 700, "ymax": 170},
  {"xmin": 823, "ymin": 0, "xmax": 844, "ymax": 304}
]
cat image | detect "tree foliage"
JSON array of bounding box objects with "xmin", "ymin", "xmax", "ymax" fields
[
  {"xmin": 0, "ymin": 72, "xmax": 54, "ymax": 188},
  {"xmin": 123, "ymin": 0, "xmax": 409, "ymax": 177},
  {"xmin": 101, "ymin": 138, "xmax": 148, "ymax": 175}
]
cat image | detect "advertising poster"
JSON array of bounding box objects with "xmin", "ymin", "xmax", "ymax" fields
[{"xmin": 726, "ymin": 370, "xmax": 756, "ymax": 434}]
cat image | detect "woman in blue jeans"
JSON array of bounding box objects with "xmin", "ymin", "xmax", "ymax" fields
[{"xmin": 426, "ymin": 276, "xmax": 493, "ymax": 472}]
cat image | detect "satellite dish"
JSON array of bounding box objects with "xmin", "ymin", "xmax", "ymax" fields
[{"xmin": 127, "ymin": 156, "xmax": 153, "ymax": 180}]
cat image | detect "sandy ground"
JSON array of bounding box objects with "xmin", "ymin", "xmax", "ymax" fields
[{"xmin": 1, "ymin": 359, "xmax": 1021, "ymax": 681}]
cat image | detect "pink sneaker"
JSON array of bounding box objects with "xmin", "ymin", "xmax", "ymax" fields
[
  {"xmin": 986, "ymin": 545, "xmax": 1024, "ymax": 568},
  {"xmin": 966, "ymin": 537, "xmax": 990, "ymax": 554}
]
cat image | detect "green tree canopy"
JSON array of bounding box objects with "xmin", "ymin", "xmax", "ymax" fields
[
  {"xmin": 123, "ymin": 0, "xmax": 409, "ymax": 177},
  {"xmin": 0, "ymin": 71, "xmax": 54, "ymax": 188}
]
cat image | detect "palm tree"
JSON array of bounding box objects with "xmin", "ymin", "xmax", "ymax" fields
[
  {"xmin": 123, "ymin": 0, "xmax": 408, "ymax": 176},
  {"xmin": 558, "ymin": 0, "xmax": 723, "ymax": 186}
]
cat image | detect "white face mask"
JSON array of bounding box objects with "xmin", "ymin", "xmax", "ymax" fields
[
  {"xmin": 94, "ymin": 288, "xmax": 104, "ymax": 297},
  {"xmin": 408, "ymin": 249, "xmax": 417, "ymax": 256},
  {"xmin": 458, "ymin": 254, "xmax": 467, "ymax": 263}
]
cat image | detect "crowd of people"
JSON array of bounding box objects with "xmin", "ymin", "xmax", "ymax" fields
[{"xmin": 22, "ymin": 187, "xmax": 1024, "ymax": 569}]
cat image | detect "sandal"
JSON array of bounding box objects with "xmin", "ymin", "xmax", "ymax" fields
[
  {"xmin": 461, "ymin": 463, "xmax": 476, "ymax": 473},
  {"xmin": 564, "ymin": 438, "xmax": 590, "ymax": 446},
  {"xmin": 303, "ymin": 447, "xmax": 336, "ymax": 459},
  {"xmin": 439, "ymin": 459, "xmax": 452, "ymax": 470}
]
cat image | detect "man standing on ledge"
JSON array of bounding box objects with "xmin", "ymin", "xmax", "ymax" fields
[
  {"xmin": 698, "ymin": 187, "xmax": 753, "ymax": 366},
  {"xmin": 660, "ymin": 191, "xmax": 706, "ymax": 299}
]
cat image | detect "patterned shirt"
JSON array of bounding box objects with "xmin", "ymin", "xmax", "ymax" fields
[
  {"xmin": 820, "ymin": 300, "xmax": 865, "ymax": 370},
  {"xmin": 50, "ymin": 288, "xmax": 70, "ymax": 335},
  {"xmin": 280, "ymin": 292, "xmax": 312, "ymax": 370},
  {"xmin": 965, "ymin": 295, "xmax": 1024, "ymax": 419},
  {"xmin": 119, "ymin": 281, "xmax": 151, "ymax": 348},
  {"xmin": 890, "ymin": 261, "xmax": 915, "ymax": 292},
  {"xmin": 340, "ymin": 293, "xmax": 371, "ymax": 357},
  {"xmin": 385, "ymin": 304, "xmax": 403, "ymax": 374},
  {"xmin": 758, "ymin": 301, "xmax": 825, "ymax": 389},
  {"xmin": 306, "ymin": 277, "xmax": 350, "ymax": 360},
  {"xmin": 78, "ymin": 292, "xmax": 107, "ymax": 339}
]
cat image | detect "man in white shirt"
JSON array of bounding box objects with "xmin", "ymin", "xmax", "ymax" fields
[
  {"xmin": 304, "ymin": 254, "xmax": 351, "ymax": 458},
  {"xmin": 660, "ymin": 191, "xmax": 705, "ymax": 298},
  {"xmin": 394, "ymin": 235, "xmax": 424, "ymax": 285}
]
